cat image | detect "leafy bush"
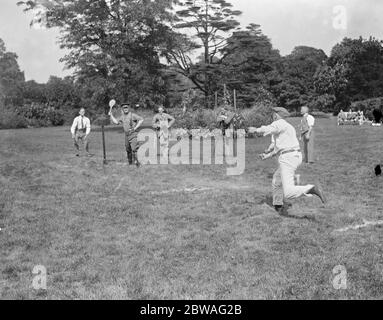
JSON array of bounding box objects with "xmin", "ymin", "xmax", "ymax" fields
[
  {"xmin": 309, "ymin": 94, "xmax": 336, "ymax": 112},
  {"xmin": 240, "ymin": 102, "xmax": 273, "ymax": 128},
  {"xmin": 350, "ymin": 97, "xmax": 383, "ymax": 120},
  {"xmin": 172, "ymin": 108, "xmax": 218, "ymax": 130},
  {"xmin": 19, "ymin": 103, "xmax": 65, "ymax": 127},
  {"xmin": 0, "ymin": 107, "xmax": 28, "ymax": 129},
  {"xmin": 171, "ymin": 102, "xmax": 272, "ymax": 130}
]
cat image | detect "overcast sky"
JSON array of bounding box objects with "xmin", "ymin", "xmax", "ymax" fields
[{"xmin": 1, "ymin": 0, "xmax": 382, "ymax": 83}]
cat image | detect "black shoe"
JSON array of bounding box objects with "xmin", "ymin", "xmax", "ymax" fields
[
  {"xmin": 75, "ymin": 153, "xmax": 80, "ymax": 157},
  {"xmin": 127, "ymin": 153, "xmax": 133, "ymax": 164},
  {"xmin": 308, "ymin": 185, "xmax": 326, "ymax": 204},
  {"xmin": 274, "ymin": 205, "xmax": 289, "ymax": 216}
]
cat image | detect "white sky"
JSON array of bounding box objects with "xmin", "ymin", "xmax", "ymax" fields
[{"xmin": 1, "ymin": 0, "xmax": 382, "ymax": 83}]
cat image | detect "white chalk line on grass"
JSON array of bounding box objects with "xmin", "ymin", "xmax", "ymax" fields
[
  {"xmin": 113, "ymin": 177, "xmax": 126, "ymax": 193},
  {"xmin": 335, "ymin": 219, "xmax": 383, "ymax": 232},
  {"xmin": 111, "ymin": 184, "xmax": 254, "ymax": 195},
  {"xmin": 150, "ymin": 187, "xmax": 212, "ymax": 195},
  {"xmin": 149, "ymin": 185, "xmax": 253, "ymax": 195}
]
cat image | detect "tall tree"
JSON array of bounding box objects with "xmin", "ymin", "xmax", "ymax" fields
[
  {"xmin": 273, "ymin": 46, "xmax": 327, "ymax": 113},
  {"xmin": 18, "ymin": 0, "xmax": 179, "ymax": 110},
  {"xmin": 169, "ymin": 0, "xmax": 242, "ymax": 107},
  {"xmin": 0, "ymin": 38, "xmax": 25, "ymax": 106},
  {"xmin": 218, "ymin": 24, "xmax": 281, "ymax": 108},
  {"xmin": 323, "ymin": 37, "xmax": 383, "ymax": 109},
  {"xmin": 45, "ymin": 76, "xmax": 80, "ymax": 109},
  {"xmin": 23, "ymin": 80, "xmax": 47, "ymax": 104}
]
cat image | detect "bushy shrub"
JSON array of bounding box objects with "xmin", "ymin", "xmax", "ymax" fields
[
  {"xmin": 170, "ymin": 102, "xmax": 272, "ymax": 130},
  {"xmin": 350, "ymin": 97, "xmax": 383, "ymax": 120},
  {"xmin": 240, "ymin": 102, "xmax": 273, "ymax": 128},
  {"xmin": 309, "ymin": 94, "xmax": 336, "ymax": 113},
  {"xmin": 172, "ymin": 108, "xmax": 220, "ymax": 130},
  {"xmin": 0, "ymin": 107, "xmax": 28, "ymax": 129},
  {"xmin": 19, "ymin": 103, "xmax": 65, "ymax": 127}
]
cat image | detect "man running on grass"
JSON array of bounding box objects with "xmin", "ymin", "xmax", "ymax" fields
[
  {"xmin": 248, "ymin": 107, "xmax": 326, "ymax": 216},
  {"xmin": 109, "ymin": 102, "xmax": 144, "ymax": 167},
  {"xmin": 71, "ymin": 108, "xmax": 91, "ymax": 157}
]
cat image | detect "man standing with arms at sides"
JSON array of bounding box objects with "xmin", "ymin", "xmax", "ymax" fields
[
  {"xmin": 152, "ymin": 105, "xmax": 175, "ymax": 161},
  {"xmin": 109, "ymin": 103, "xmax": 144, "ymax": 167},
  {"xmin": 248, "ymin": 107, "xmax": 325, "ymax": 216},
  {"xmin": 71, "ymin": 108, "xmax": 91, "ymax": 157},
  {"xmin": 300, "ymin": 106, "xmax": 315, "ymax": 164}
]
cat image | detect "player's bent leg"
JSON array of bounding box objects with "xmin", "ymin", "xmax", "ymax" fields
[
  {"xmin": 307, "ymin": 185, "xmax": 326, "ymax": 204},
  {"xmin": 272, "ymin": 168, "xmax": 287, "ymax": 215},
  {"xmin": 272, "ymin": 168, "xmax": 283, "ymax": 206},
  {"xmin": 280, "ymin": 153, "xmax": 314, "ymax": 200}
]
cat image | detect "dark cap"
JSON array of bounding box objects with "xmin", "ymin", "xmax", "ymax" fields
[
  {"xmin": 121, "ymin": 103, "xmax": 130, "ymax": 108},
  {"xmin": 272, "ymin": 107, "xmax": 290, "ymax": 118}
]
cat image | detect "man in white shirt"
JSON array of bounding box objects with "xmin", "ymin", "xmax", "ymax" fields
[
  {"xmin": 71, "ymin": 108, "xmax": 91, "ymax": 157},
  {"xmin": 300, "ymin": 106, "xmax": 315, "ymax": 164},
  {"xmin": 248, "ymin": 107, "xmax": 325, "ymax": 215}
]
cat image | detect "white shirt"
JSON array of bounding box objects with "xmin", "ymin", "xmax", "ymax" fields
[
  {"xmin": 258, "ymin": 119, "xmax": 300, "ymax": 152},
  {"xmin": 71, "ymin": 116, "xmax": 91, "ymax": 135},
  {"xmin": 304, "ymin": 114, "xmax": 315, "ymax": 127}
]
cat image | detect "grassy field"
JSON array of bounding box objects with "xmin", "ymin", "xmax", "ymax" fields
[{"xmin": 1, "ymin": 116, "xmax": 383, "ymax": 300}]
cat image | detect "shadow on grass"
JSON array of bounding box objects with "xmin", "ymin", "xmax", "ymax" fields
[{"xmin": 258, "ymin": 195, "xmax": 318, "ymax": 222}]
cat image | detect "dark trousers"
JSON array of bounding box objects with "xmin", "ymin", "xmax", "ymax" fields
[
  {"xmin": 125, "ymin": 132, "xmax": 138, "ymax": 164},
  {"xmin": 302, "ymin": 131, "xmax": 315, "ymax": 163}
]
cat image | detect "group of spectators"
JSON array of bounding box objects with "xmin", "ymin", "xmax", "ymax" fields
[
  {"xmin": 337, "ymin": 110, "xmax": 367, "ymax": 126},
  {"xmin": 337, "ymin": 108, "xmax": 383, "ymax": 126}
]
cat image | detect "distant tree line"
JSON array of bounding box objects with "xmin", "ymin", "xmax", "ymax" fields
[{"xmin": 1, "ymin": 0, "xmax": 383, "ymax": 128}]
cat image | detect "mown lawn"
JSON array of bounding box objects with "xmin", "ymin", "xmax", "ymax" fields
[{"xmin": 0, "ymin": 117, "xmax": 382, "ymax": 299}]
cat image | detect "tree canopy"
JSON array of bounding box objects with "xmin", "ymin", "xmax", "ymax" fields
[{"xmin": 4, "ymin": 0, "xmax": 383, "ymax": 119}]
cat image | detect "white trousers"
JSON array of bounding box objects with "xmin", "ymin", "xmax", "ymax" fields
[{"xmin": 272, "ymin": 152, "xmax": 314, "ymax": 206}]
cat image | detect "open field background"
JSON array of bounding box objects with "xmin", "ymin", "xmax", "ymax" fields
[{"xmin": 1, "ymin": 117, "xmax": 383, "ymax": 299}]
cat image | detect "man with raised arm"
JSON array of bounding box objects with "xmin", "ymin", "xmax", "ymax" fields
[{"xmin": 109, "ymin": 102, "xmax": 144, "ymax": 167}]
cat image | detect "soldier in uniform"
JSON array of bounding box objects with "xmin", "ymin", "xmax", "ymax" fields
[{"xmin": 109, "ymin": 103, "xmax": 144, "ymax": 166}]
